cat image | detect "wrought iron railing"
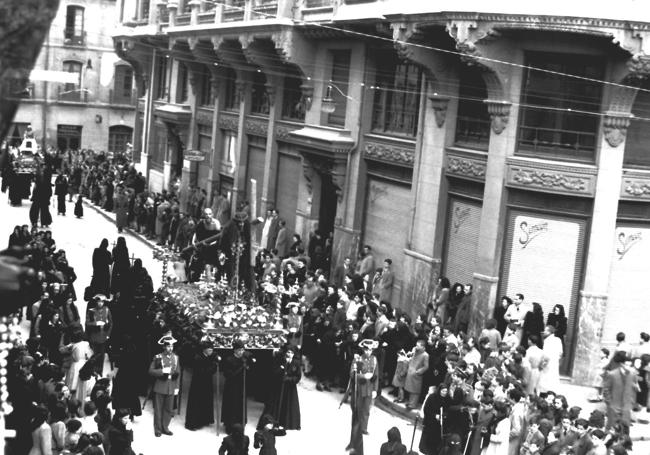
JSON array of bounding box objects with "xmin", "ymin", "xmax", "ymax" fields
[{"xmin": 454, "ymin": 115, "xmax": 490, "ymax": 150}]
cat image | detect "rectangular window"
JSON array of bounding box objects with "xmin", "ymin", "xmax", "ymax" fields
[
  {"xmin": 108, "ymin": 126, "xmax": 133, "ymax": 155},
  {"xmin": 224, "ymin": 68, "xmax": 238, "ymax": 110},
  {"xmin": 61, "ymin": 61, "xmax": 83, "ymax": 102},
  {"xmin": 155, "ymin": 55, "xmax": 168, "ymax": 100},
  {"xmin": 454, "ymin": 69, "xmax": 490, "ymax": 149},
  {"xmin": 223, "ymin": 131, "xmax": 237, "ymax": 164},
  {"xmin": 327, "ymin": 49, "xmax": 351, "ymax": 127},
  {"xmin": 251, "ymin": 72, "xmax": 269, "ymax": 115},
  {"xmin": 113, "ymin": 65, "xmax": 133, "ymax": 104},
  {"xmin": 142, "ymin": 0, "xmax": 150, "ymax": 19},
  {"xmin": 517, "ymin": 52, "xmax": 604, "ymax": 163},
  {"xmin": 199, "ymin": 70, "xmax": 213, "ymax": 106},
  {"xmin": 64, "ymin": 6, "xmax": 85, "ymax": 45},
  {"xmin": 371, "ymin": 60, "xmax": 421, "ymax": 137},
  {"xmin": 176, "ymin": 62, "xmax": 189, "ymax": 104},
  {"xmin": 281, "ymin": 76, "xmax": 305, "ymax": 121}
]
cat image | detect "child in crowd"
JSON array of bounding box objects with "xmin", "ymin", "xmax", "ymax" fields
[{"xmin": 74, "ymin": 195, "xmax": 84, "ymax": 218}]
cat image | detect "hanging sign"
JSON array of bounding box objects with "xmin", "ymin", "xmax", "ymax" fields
[{"xmin": 184, "ymin": 149, "xmax": 206, "ymax": 162}]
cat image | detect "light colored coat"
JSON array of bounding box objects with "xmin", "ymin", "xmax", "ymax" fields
[{"xmin": 482, "ymin": 418, "xmax": 510, "ymax": 455}]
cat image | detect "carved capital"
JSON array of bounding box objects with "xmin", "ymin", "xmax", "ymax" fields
[
  {"xmin": 429, "ymin": 95, "xmax": 449, "ymax": 128},
  {"xmin": 626, "ymin": 54, "xmax": 650, "ymax": 81},
  {"xmin": 485, "ymin": 100, "xmax": 511, "ymax": 134},
  {"xmin": 603, "ymin": 112, "xmax": 633, "ymax": 148}
]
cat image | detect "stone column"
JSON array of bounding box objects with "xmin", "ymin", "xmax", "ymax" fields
[
  {"xmin": 167, "ymin": 1, "xmax": 178, "ymax": 26},
  {"xmin": 573, "ymin": 111, "xmax": 632, "ymax": 385},
  {"xmin": 401, "ymin": 90, "xmax": 451, "ymax": 317},
  {"xmin": 469, "ymin": 100, "xmax": 514, "ymax": 336},
  {"xmin": 148, "ymin": 0, "xmax": 159, "ymax": 25},
  {"xmin": 261, "ymin": 80, "xmax": 282, "ymax": 215},
  {"xmin": 189, "ymin": 0, "xmax": 201, "ymax": 24},
  {"xmin": 180, "ymin": 69, "xmax": 200, "ymax": 211},
  {"xmin": 206, "ymin": 76, "xmax": 223, "ymax": 208},
  {"xmin": 231, "ymin": 79, "xmax": 251, "ymax": 213},
  {"xmin": 295, "ymin": 159, "xmax": 322, "ymax": 245}
]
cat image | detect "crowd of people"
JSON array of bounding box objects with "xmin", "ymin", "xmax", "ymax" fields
[{"xmin": 3, "ymin": 144, "xmax": 648, "ymax": 455}]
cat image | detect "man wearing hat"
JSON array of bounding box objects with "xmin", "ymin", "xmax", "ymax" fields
[
  {"xmin": 148, "ymin": 334, "xmax": 180, "ymax": 437},
  {"xmin": 353, "ymin": 339, "xmax": 378, "ymax": 435}
]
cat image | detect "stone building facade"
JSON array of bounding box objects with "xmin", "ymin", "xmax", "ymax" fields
[
  {"xmin": 9, "ymin": 0, "xmax": 136, "ymax": 154},
  {"xmin": 114, "ymin": 0, "xmax": 650, "ymax": 385}
]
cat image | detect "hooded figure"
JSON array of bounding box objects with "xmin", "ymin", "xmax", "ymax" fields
[{"xmin": 380, "ymin": 427, "xmax": 407, "ymax": 455}]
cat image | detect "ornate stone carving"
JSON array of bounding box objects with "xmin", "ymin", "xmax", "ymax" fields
[
  {"xmin": 446, "ymin": 156, "xmax": 486, "ymax": 179},
  {"xmin": 623, "ymin": 181, "xmax": 650, "ymax": 197},
  {"xmin": 507, "ymin": 158, "xmax": 597, "ymax": 196},
  {"xmin": 245, "ymin": 118, "xmax": 268, "ymax": 137},
  {"xmin": 485, "ymin": 100, "xmax": 511, "ymax": 134},
  {"xmin": 603, "ymin": 112, "xmax": 633, "ymax": 148},
  {"xmin": 512, "ymin": 169, "xmax": 586, "ymax": 192},
  {"xmin": 276, "ymin": 125, "xmax": 298, "ymax": 140},
  {"xmin": 429, "ymin": 96, "xmax": 450, "ymax": 127},
  {"xmin": 196, "ymin": 109, "xmax": 213, "ymax": 126},
  {"xmin": 626, "ymin": 54, "xmax": 650, "ymax": 80},
  {"xmin": 363, "ymin": 141, "xmax": 414, "ymax": 166},
  {"xmin": 218, "ymin": 114, "xmax": 238, "ymax": 132},
  {"xmin": 302, "ymin": 161, "xmax": 315, "ymax": 196}
]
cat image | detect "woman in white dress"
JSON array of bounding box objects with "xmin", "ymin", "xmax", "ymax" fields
[
  {"xmin": 539, "ymin": 325, "xmax": 563, "ymax": 393},
  {"xmin": 523, "ymin": 335, "xmax": 545, "ymax": 396},
  {"xmin": 481, "ymin": 401, "xmax": 510, "ymax": 455},
  {"xmin": 64, "ymin": 330, "xmax": 93, "ymax": 393}
]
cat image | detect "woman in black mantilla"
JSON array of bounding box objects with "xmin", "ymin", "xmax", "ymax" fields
[
  {"xmin": 91, "ymin": 238, "xmax": 112, "ymax": 297},
  {"xmin": 185, "ymin": 340, "xmax": 219, "ymax": 431},
  {"xmin": 111, "ymin": 236, "xmax": 130, "ymax": 295},
  {"xmin": 546, "ymin": 304, "xmax": 567, "ymax": 348},
  {"xmin": 259, "ymin": 347, "xmax": 301, "ymax": 431}
]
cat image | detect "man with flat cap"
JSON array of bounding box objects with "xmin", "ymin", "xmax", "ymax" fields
[{"xmin": 148, "ymin": 333, "xmax": 180, "ymax": 437}]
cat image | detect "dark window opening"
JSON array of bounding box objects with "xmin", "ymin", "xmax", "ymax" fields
[
  {"xmin": 517, "ymin": 51, "xmax": 604, "ymax": 163},
  {"xmin": 251, "ymin": 71, "xmax": 269, "ymax": 115},
  {"xmin": 327, "ymin": 49, "xmax": 351, "ymax": 127},
  {"xmin": 155, "ymin": 55, "xmax": 168, "ymax": 100},
  {"xmin": 177, "ymin": 62, "xmax": 189, "ymax": 103},
  {"xmin": 371, "ymin": 58, "xmax": 421, "ymax": 137},
  {"xmin": 224, "ymin": 67, "xmax": 238, "ymax": 110},
  {"xmin": 113, "ymin": 65, "xmax": 133, "ymax": 104},
  {"xmin": 454, "ymin": 68, "xmax": 490, "ymax": 149},
  {"xmin": 281, "ymin": 76, "xmax": 305, "ymax": 121},
  {"xmin": 64, "ymin": 6, "xmax": 85, "ymax": 45}
]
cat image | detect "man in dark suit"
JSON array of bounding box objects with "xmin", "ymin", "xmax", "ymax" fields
[
  {"xmin": 148, "ymin": 334, "xmax": 180, "ymax": 437},
  {"xmin": 603, "ymin": 351, "xmax": 638, "ymax": 431},
  {"xmin": 267, "ymin": 209, "xmax": 280, "ymax": 250},
  {"xmin": 275, "ymin": 220, "xmax": 290, "ymax": 259},
  {"xmin": 376, "ymin": 258, "xmax": 394, "ymax": 304},
  {"xmin": 332, "ymin": 256, "xmax": 352, "ymax": 289}
]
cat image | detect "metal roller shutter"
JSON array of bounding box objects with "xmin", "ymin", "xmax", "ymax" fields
[
  {"xmin": 275, "ymin": 153, "xmax": 300, "ymax": 232},
  {"xmin": 246, "ymin": 141, "xmax": 266, "ymax": 216},
  {"xmin": 444, "ymin": 198, "xmax": 482, "ymax": 285},
  {"xmin": 500, "ymin": 210, "xmax": 586, "ymax": 372},
  {"xmin": 604, "ymin": 224, "xmax": 650, "ymax": 350},
  {"xmin": 363, "ymin": 177, "xmax": 411, "ymax": 306}
]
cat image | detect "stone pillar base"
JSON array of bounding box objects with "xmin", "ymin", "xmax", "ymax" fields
[
  {"xmin": 331, "ymin": 224, "xmax": 361, "ymax": 276},
  {"xmin": 469, "ymin": 273, "xmax": 499, "ymax": 336},
  {"xmin": 401, "ymin": 250, "xmax": 441, "ymax": 319},
  {"xmin": 572, "ymin": 291, "xmax": 608, "ymax": 386}
]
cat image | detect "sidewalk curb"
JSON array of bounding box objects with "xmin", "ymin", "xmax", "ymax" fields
[
  {"xmin": 82, "ymin": 200, "xmax": 159, "ymax": 251},
  {"xmin": 375, "ymin": 394, "xmax": 419, "ymax": 423}
]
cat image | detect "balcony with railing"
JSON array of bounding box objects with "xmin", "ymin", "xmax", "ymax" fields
[
  {"xmin": 57, "ymin": 87, "xmax": 88, "ymax": 103},
  {"xmin": 252, "ymin": 0, "xmax": 279, "ymax": 19},
  {"xmin": 223, "ymin": 0, "xmax": 246, "ymax": 21},
  {"xmin": 63, "ymin": 30, "xmax": 86, "ymax": 46},
  {"xmin": 454, "ymin": 116, "xmax": 490, "ymax": 150}
]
